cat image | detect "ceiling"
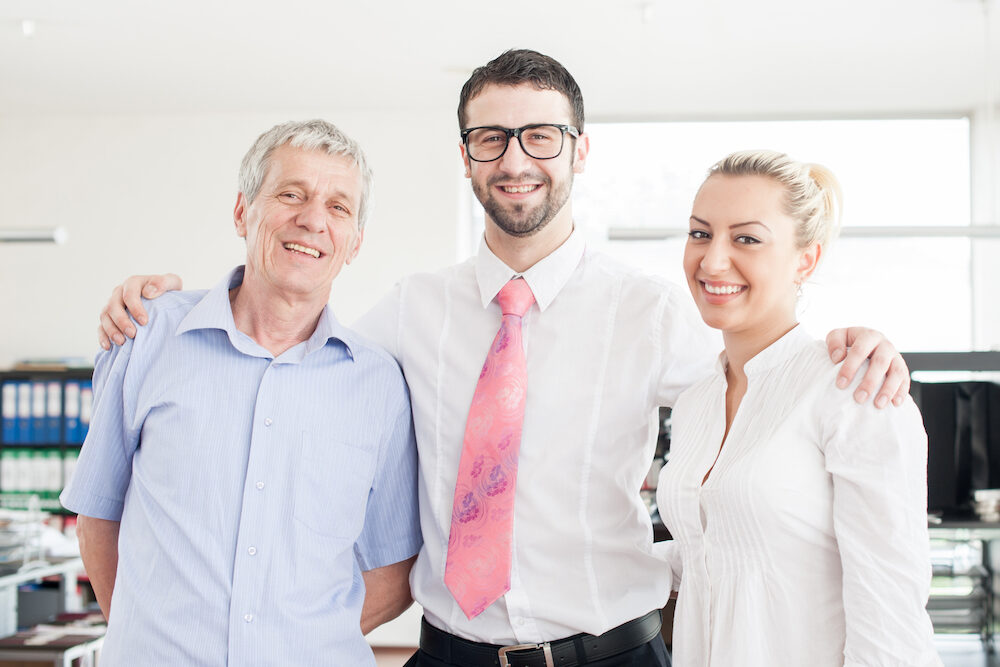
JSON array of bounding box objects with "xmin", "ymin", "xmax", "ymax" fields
[{"xmin": 1, "ymin": 0, "xmax": 997, "ymax": 118}]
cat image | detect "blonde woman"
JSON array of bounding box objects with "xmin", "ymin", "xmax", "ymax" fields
[{"xmin": 657, "ymin": 151, "xmax": 941, "ymax": 666}]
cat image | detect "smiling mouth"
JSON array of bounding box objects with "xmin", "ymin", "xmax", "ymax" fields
[
  {"xmin": 499, "ymin": 184, "xmax": 541, "ymax": 194},
  {"xmin": 283, "ymin": 242, "xmax": 322, "ymax": 259},
  {"xmin": 703, "ymin": 282, "xmax": 746, "ymax": 295}
]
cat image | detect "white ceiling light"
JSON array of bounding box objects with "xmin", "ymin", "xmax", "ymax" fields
[{"xmin": 21, "ymin": 19, "xmax": 36, "ymax": 38}]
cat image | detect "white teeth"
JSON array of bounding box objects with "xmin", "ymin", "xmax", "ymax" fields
[
  {"xmin": 501, "ymin": 184, "xmax": 538, "ymax": 193},
  {"xmin": 704, "ymin": 283, "xmax": 744, "ymax": 295},
  {"xmin": 284, "ymin": 242, "xmax": 320, "ymax": 258}
]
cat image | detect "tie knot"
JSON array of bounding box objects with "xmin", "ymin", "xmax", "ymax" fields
[{"xmin": 497, "ymin": 279, "xmax": 535, "ymax": 317}]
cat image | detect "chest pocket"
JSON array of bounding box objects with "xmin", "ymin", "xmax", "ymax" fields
[{"xmin": 293, "ymin": 431, "xmax": 375, "ymax": 539}]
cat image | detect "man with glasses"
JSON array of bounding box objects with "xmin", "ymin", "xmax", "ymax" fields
[{"xmin": 97, "ymin": 50, "xmax": 910, "ymax": 666}]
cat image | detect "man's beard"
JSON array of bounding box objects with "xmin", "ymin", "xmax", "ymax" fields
[{"xmin": 473, "ymin": 167, "xmax": 574, "ymax": 238}]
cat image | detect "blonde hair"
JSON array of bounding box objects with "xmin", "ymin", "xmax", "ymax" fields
[{"xmin": 707, "ymin": 150, "xmax": 842, "ymax": 249}]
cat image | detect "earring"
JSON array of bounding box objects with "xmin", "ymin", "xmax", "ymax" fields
[{"xmin": 795, "ymin": 280, "xmax": 804, "ymax": 299}]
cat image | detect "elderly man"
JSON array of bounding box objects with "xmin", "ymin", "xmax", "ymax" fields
[
  {"xmin": 61, "ymin": 120, "xmax": 421, "ymax": 666},
  {"xmin": 97, "ymin": 52, "xmax": 910, "ymax": 666}
]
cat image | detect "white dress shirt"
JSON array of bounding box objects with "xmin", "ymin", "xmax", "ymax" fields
[
  {"xmin": 657, "ymin": 326, "xmax": 942, "ymax": 667},
  {"xmin": 354, "ymin": 229, "xmax": 716, "ymax": 644}
]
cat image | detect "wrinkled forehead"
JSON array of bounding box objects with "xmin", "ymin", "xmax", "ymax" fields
[{"xmin": 264, "ymin": 144, "xmax": 362, "ymax": 201}]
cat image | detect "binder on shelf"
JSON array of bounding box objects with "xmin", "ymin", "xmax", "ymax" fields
[
  {"xmin": 64, "ymin": 381, "xmax": 81, "ymax": 444},
  {"xmin": 16, "ymin": 382, "xmax": 32, "ymax": 444},
  {"xmin": 12, "ymin": 450, "xmax": 30, "ymax": 493},
  {"xmin": 29, "ymin": 450, "xmax": 45, "ymax": 496},
  {"xmin": 43, "ymin": 450, "xmax": 61, "ymax": 499},
  {"xmin": 80, "ymin": 381, "xmax": 93, "ymax": 442},
  {"xmin": 1, "ymin": 382, "xmax": 16, "ymax": 443},
  {"xmin": 0, "ymin": 448, "xmax": 16, "ymax": 492},
  {"xmin": 46, "ymin": 380, "xmax": 62, "ymax": 443},
  {"xmin": 31, "ymin": 381, "xmax": 46, "ymax": 444},
  {"xmin": 62, "ymin": 449, "xmax": 80, "ymax": 491}
]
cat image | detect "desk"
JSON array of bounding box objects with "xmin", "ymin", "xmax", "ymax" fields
[
  {"xmin": 0, "ymin": 633, "xmax": 102, "ymax": 667},
  {"xmin": 0, "ymin": 559, "xmax": 83, "ymax": 639}
]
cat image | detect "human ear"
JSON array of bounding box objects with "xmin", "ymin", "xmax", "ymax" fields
[
  {"xmin": 797, "ymin": 242, "xmax": 822, "ymax": 282},
  {"xmin": 233, "ymin": 193, "xmax": 248, "ymax": 238},
  {"xmin": 345, "ymin": 228, "xmax": 365, "ymax": 266},
  {"xmin": 460, "ymin": 142, "xmax": 471, "ymax": 179},
  {"xmin": 572, "ymin": 133, "xmax": 590, "ymax": 174}
]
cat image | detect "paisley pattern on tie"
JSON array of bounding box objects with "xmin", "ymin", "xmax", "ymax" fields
[{"xmin": 444, "ymin": 278, "xmax": 535, "ymax": 619}]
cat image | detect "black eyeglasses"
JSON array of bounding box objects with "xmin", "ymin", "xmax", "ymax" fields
[{"xmin": 461, "ymin": 124, "xmax": 580, "ymax": 162}]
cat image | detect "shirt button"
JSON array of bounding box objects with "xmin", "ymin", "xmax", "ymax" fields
[
  {"xmin": 248, "ymin": 546, "xmax": 257, "ymax": 556},
  {"xmin": 513, "ymin": 617, "xmax": 524, "ymax": 627},
  {"xmin": 264, "ymin": 418, "xmax": 273, "ymax": 427},
  {"xmin": 244, "ymin": 613, "xmax": 253, "ymax": 623},
  {"xmin": 256, "ymin": 481, "xmax": 265, "ymax": 490}
]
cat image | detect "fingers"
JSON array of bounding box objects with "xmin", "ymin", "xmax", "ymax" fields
[
  {"xmin": 97, "ymin": 323, "xmax": 111, "ymax": 351},
  {"xmin": 142, "ymin": 273, "xmax": 183, "ymax": 302},
  {"xmin": 99, "ymin": 307, "xmax": 126, "ymax": 347},
  {"xmin": 825, "ymin": 328, "xmax": 849, "ymax": 365},
  {"xmin": 98, "ymin": 284, "xmax": 132, "ymax": 347},
  {"xmin": 120, "ymin": 276, "xmax": 151, "ymax": 327},
  {"xmin": 885, "ymin": 356, "xmax": 912, "ymax": 407},
  {"xmin": 833, "ymin": 328, "xmax": 912, "ymax": 409},
  {"xmin": 97, "ymin": 273, "xmax": 182, "ymax": 349},
  {"xmin": 852, "ymin": 341, "xmax": 896, "ymax": 407},
  {"xmin": 834, "ymin": 328, "xmax": 880, "ymax": 393}
]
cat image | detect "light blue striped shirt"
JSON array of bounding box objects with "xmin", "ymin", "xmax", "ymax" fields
[{"xmin": 61, "ymin": 266, "xmax": 421, "ymax": 666}]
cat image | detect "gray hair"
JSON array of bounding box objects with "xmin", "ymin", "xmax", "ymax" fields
[
  {"xmin": 238, "ymin": 119, "xmax": 374, "ymax": 230},
  {"xmin": 707, "ymin": 149, "xmax": 842, "ymax": 249}
]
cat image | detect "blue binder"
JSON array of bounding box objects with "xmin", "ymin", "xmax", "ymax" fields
[
  {"xmin": 64, "ymin": 381, "xmax": 81, "ymax": 444},
  {"xmin": 46, "ymin": 381, "xmax": 62, "ymax": 443},
  {"xmin": 1, "ymin": 383, "xmax": 16, "ymax": 444},
  {"xmin": 80, "ymin": 381, "xmax": 93, "ymax": 442},
  {"xmin": 31, "ymin": 381, "xmax": 46, "ymax": 444},
  {"xmin": 16, "ymin": 382, "xmax": 32, "ymax": 444}
]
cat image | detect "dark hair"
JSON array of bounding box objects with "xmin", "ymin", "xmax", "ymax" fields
[{"xmin": 457, "ymin": 49, "xmax": 585, "ymax": 132}]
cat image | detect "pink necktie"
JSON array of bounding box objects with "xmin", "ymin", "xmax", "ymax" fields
[{"xmin": 444, "ymin": 278, "xmax": 535, "ymax": 619}]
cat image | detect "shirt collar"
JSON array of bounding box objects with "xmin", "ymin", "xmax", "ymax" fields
[
  {"xmin": 474, "ymin": 228, "xmax": 586, "ymax": 311},
  {"xmin": 714, "ymin": 324, "xmax": 812, "ymax": 378},
  {"xmin": 176, "ymin": 265, "xmax": 356, "ymax": 362}
]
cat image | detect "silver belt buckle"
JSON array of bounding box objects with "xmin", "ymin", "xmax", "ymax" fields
[{"xmin": 498, "ymin": 641, "xmax": 554, "ymax": 667}]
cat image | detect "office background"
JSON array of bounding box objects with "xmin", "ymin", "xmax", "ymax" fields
[{"xmin": 1, "ymin": 0, "xmax": 999, "ymax": 367}]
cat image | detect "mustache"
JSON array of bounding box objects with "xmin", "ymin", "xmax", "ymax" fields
[{"xmin": 486, "ymin": 172, "xmax": 550, "ymax": 187}]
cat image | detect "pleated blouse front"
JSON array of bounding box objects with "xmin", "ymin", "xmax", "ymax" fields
[{"xmin": 657, "ymin": 326, "xmax": 941, "ymax": 667}]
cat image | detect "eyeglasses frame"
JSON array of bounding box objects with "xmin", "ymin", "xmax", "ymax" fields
[{"xmin": 460, "ymin": 124, "xmax": 580, "ymax": 162}]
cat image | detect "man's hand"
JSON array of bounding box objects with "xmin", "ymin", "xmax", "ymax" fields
[
  {"xmin": 361, "ymin": 556, "xmax": 416, "ymax": 634},
  {"xmin": 826, "ymin": 327, "xmax": 910, "ymax": 409},
  {"xmin": 98, "ymin": 274, "xmax": 183, "ymax": 349}
]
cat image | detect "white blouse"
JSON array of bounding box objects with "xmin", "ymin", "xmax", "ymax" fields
[{"xmin": 657, "ymin": 326, "xmax": 942, "ymax": 667}]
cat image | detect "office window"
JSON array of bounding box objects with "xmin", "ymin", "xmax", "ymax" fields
[{"xmin": 463, "ymin": 118, "xmax": 974, "ymax": 352}]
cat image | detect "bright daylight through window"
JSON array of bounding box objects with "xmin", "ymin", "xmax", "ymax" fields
[{"xmin": 568, "ymin": 119, "xmax": 974, "ymax": 353}]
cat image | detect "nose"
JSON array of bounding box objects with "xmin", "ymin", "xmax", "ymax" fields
[
  {"xmin": 296, "ymin": 197, "xmax": 327, "ymax": 234},
  {"xmin": 700, "ymin": 238, "xmax": 731, "ymax": 275},
  {"xmin": 496, "ymin": 134, "xmax": 534, "ymax": 174}
]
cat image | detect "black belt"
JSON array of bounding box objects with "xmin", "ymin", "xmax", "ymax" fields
[{"xmin": 418, "ymin": 609, "xmax": 662, "ymax": 667}]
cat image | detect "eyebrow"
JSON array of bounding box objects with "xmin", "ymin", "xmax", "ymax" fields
[
  {"xmin": 690, "ymin": 215, "xmax": 771, "ymax": 232},
  {"xmin": 276, "ymin": 179, "xmax": 357, "ymax": 205}
]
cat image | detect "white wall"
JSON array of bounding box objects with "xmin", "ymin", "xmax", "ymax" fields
[{"xmin": 0, "ymin": 108, "xmax": 464, "ymax": 367}]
